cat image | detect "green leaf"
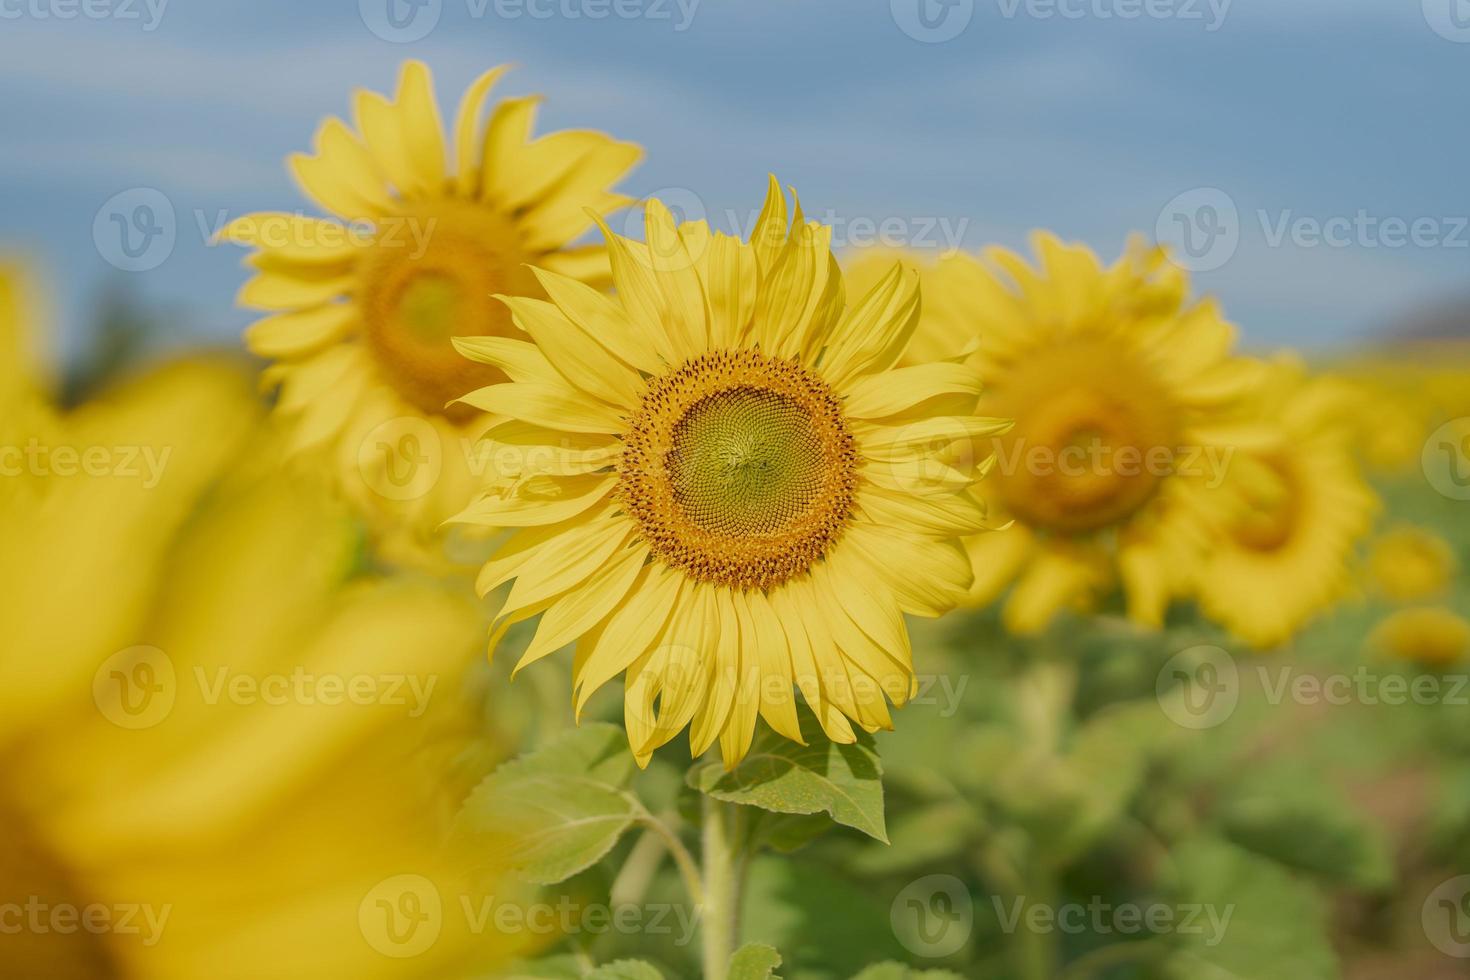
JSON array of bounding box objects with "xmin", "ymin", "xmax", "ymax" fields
[
  {"xmin": 686, "ymin": 711, "xmax": 888, "ymax": 842},
  {"xmin": 500, "ymin": 955, "xmax": 585, "ymax": 979},
  {"xmin": 585, "ymin": 961, "xmax": 665, "ymax": 980},
  {"xmin": 848, "ymin": 965, "xmax": 965, "ymax": 980},
  {"xmin": 1163, "ymin": 835, "xmax": 1338, "ymax": 980},
  {"xmin": 455, "ymin": 723, "xmax": 640, "ymax": 884},
  {"xmin": 728, "ymin": 942, "xmax": 783, "ymax": 980},
  {"xmin": 1220, "ymin": 786, "xmax": 1394, "ymax": 890}
]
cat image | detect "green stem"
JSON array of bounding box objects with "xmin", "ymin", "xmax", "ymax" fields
[
  {"xmin": 700, "ymin": 796, "xmax": 746, "ymax": 980},
  {"xmin": 1014, "ymin": 860, "xmax": 1058, "ymax": 980}
]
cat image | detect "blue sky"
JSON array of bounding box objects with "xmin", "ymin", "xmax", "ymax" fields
[{"xmin": 2, "ymin": 0, "xmax": 1467, "ymax": 361}]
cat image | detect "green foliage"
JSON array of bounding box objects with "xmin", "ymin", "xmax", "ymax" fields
[
  {"xmin": 456, "ymin": 723, "xmax": 639, "ymax": 884},
  {"xmin": 728, "ymin": 943, "xmax": 783, "ymax": 979},
  {"xmin": 584, "ymin": 961, "xmax": 665, "ymax": 980},
  {"xmin": 687, "ymin": 711, "xmax": 888, "ymax": 842},
  {"xmin": 847, "ymin": 966, "xmax": 964, "ymax": 980}
]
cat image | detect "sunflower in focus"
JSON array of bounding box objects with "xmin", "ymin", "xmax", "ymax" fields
[
  {"xmin": 1366, "ymin": 525, "xmax": 1457, "ymax": 602},
  {"xmin": 220, "ymin": 61, "xmax": 641, "ymax": 565},
  {"xmin": 455, "ymin": 180, "xmax": 1009, "ymax": 767},
  {"xmin": 1368, "ymin": 607, "xmax": 1470, "ymax": 669},
  {"xmin": 1193, "ymin": 359, "xmax": 1378, "ymax": 648},
  {"xmin": 886, "ymin": 235, "xmax": 1265, "ymax": 633},
  {"xmin": 0, "ymin": 267, "xmax": 522, "ymax": 978}
]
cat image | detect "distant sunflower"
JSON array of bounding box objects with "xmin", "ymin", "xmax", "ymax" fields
[
  {"xmin": 1368, "ymin": 607, "xmax": 1470, "ymax": 669},
  {"xmin": 1194, "ymin": 360, "xmax": 1378, "ymax": 648},
  {"xmin": 220, "ymin": 61, "xmax": 641, "ymax": 564},
  {"xmin": 899, "ymin": 235, "xmax": 1265, "ymax": 633},
  {"xmin": 1366, "ymin": 525, "xmax": 1457, "ymax": 602},
  {"xmin": 456, "ymin": 180, "xmax": 1009, "ymax": 767}
]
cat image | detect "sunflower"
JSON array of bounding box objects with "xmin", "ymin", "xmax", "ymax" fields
[
  {"xmin": 0, "ymin": 267, "xmax": 524, "ymax": 978},
  {"xmin": 1366, "ymin": 524, "xmax": 1457, "ymax": 602},
  {"xmin": 219, "ymin": 61, "xmax": 641, "ymax": 565},
  {"xmin": 454, "ymin": 180, "xmax": 1009, "ymax": 767},
  {"xmin": 1368, "ymin": 607, "xmax": 1470, "ymax": 669},
  {"xmin": 892, "ymin": 235, "xmax": 1265, "ymax": 634},
  {"xmin": 1193, "ymin": 359, "xmax": 1378, "ymax": 649}
]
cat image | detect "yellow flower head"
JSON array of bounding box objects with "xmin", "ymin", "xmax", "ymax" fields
[
  {"xmin": 1194, "ymin": 359, "xmax": 1379, "ymax": 648},
  {"xmin": 457, "ymin": 180, "xmax": 1009, "ymax": 767},
  {"xmin": 889, "ymin": 235, "xmax": 1265, "ymax": 634},
  {"xmin": 220, "ymin": 61, "xmax": 641, "ymax": 565},
  {"xmin": 0, "ymin": 266, "xmax": 523, "ymax": 978},
  {"xmin": 1366, "ymin": 524, "xmax": 1458, "ymax": 602},
  {"xmin": 1368, "ymin": 607, "xmax": 1470, "ymax": 668}
]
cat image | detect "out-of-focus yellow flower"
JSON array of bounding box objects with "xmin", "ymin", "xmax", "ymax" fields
[
  {"xmin": 860, "ymin": 236, "xmax": 1265, "ymax": 634},
  {"xmin": 1368, "ymin": 607, "xmax": 1470, "ymax": 668},
  {"xmin": 0, "ymin": 267, "xmax": 522, "ymax": 978},
  {"xmin": 1366, "ymin": 524, "xmax": 1457, "ymax": 602},
  {"xmin": 219, "ymin": 60, "xmax": 642, "ymax": 568},
  {"xmin": 456, "ymin": 182, "xmax": 1007, "ymax": 766},
  {"xmin": 1193, "ymin": 359, "xmax": 1378, "ymax": 649}
]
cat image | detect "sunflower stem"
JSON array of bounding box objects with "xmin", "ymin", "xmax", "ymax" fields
[{"xmin": 700, "ymin": 796, "xmax": 746, "ymax": 980}]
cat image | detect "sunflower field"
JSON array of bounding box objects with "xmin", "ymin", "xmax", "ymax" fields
[{"xmin": 4, "ymin": 6, "xmax": 1470, "ymax": 979}]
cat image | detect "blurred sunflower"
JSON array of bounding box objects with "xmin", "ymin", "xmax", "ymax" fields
[
  {"xmin": 455, "ymin": 180, "xmax": 1009, "ymax": 767},
  {"xmin": 1366, "ymin": 525, "xmax": 1457, "ymax": 602},
  {"xmin": 1368, "ymin": 607, "xmax": 1470, "ymax": 668},
  {"xmin": 883, "ymin": 236, "xmax": 1265, "ymax": 633},
  {"xmin": 1193, "ymin": 360, "xmax": 1378, "ymax": 648},
  {"xmin": 219, "ymin": 60, "xmax": 641, "ymax": 565},
  {"xmin": 0, "ymin": 267, "xmax": 522, "ymax": 978}
]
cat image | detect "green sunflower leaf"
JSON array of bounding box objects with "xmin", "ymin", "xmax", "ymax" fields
[
  {"xmin": 728, "ymin": 942, "xmax": 783, "ymax": 979},
  {"xmin": 585, "ymin": 961, "xmax": 665, "ymax": 980},
  {"xmin": 686, "ymin": 710, "xmax": 888, "ymax": 842},
  {"xmin": 455, "ymin": 723, "xmax": 640, "ymax": 885},
  {"xmin": 1162, "ymin": 835, "xmax": 1338, "ymax": 980},
  {"xmin": 848, "ymin": 965, "xmax": 965, "ymax": 980}
]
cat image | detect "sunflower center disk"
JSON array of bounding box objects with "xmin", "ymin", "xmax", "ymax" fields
[
  {"xmin": 358, "ymin": 202, "xmax": 538, "ymax": 420},
  {"xmin": 620, "ymin": 350, "xmax": 858, "ymax": 590},
  {"xmin": 985, "ymin": 343, "xmax": 1180, "ymax": 536}
]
